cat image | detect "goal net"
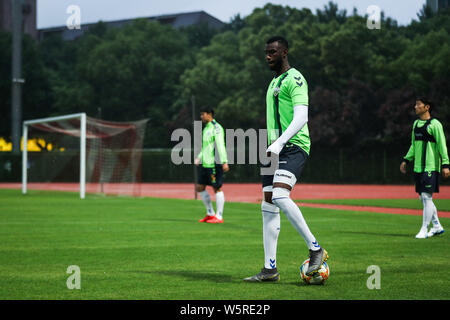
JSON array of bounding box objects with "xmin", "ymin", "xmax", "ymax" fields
[{"xmin": 22, "ymin": 113, "xmax": 148, "ymax": 198}]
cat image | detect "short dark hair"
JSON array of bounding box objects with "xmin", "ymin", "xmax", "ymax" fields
[
  {"xmin": 266, "ymin": 36, "xmax": 289, "ymax": 49},
  {"xmin": 416, "ymin": 97, "xmax": 433, "ymax": 112},
  {"xmin": 199, "ymin": 107, "xmax": 214, "ymax": 116}
]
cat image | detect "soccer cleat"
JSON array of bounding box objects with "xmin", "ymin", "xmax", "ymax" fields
[
  {"xmin": 305, "ymin": 248, "xmax": 329, "ymax": 276},
  {"xmin": 415, "ymin": 228, "xmax": 428, "ymax": 239},
  {"xmin": 243, "ymin": 268, "xmax": 280, "ymax": 282},
  {"xmin": 198, "ymin": 215, "xmax": 215, "ymax": 223},
  {"xmin": 206, "ymin": 216, "xmax": 223, "ymax": 224},
  {"xmin": 427, "ymin": 226, "xmax": 444, "ymax": 237}
]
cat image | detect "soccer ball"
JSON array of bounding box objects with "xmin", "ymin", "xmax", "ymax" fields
[{"xmin": 300, "ymin": 259, "xmax": 330, "ymax": 285}]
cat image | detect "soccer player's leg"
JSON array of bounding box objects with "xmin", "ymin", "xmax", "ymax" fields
[
  {"xmin": 428, "ymin": 200, "xmax": 445, "ymax": 237},
  {"xmin": 271, "ymin": 146, "xmax": 327, "ymax": 276},
  {"xmin": 416, "ymin": 172, "xmax": 444, "ymax": 238},
  {"xmin": 415, "ymin": 172, "xmax": 428, "ymax": 238},
  {"xmin": 416, "ymin": 192, "xmax": 432, "ymax": 238},
  {"xmin": 271, "ymin": 174, "xmax": 327, "ymax": 275},
  {"xmin": 424, "ymin": 172, "xmax": 444, "ymax": 237},
  {"xmin": 208, "ymin": 165, "xmax": 225, "ymax": 224},
  {"xmin": 261, "ymin": 187, "xmax": 280, "ymax": 272},
  {"xmin": 424, "ymin": 194, "xmax": 444, "ymax": 237},
  {"xmin": 244, "ymin": 176, "xmax": 281, "ymax": 282},
  {"xmin": 197, "ymin": 167, "xmax": 215, "ymax": 222}
]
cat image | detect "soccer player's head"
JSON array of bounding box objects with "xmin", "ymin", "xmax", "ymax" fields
[
  {"xmin": 199, "ymin": 107, "xmax": 214, "ymax": 123},
  {"xmin": 265, "ymin": 36, "xmax": 289, "ymax": 71},
  {"xmin": 415, "ymin": 97, "xmax": 433, "ymax": 115}
]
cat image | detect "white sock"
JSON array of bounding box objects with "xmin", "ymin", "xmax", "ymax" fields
[
  {"xmin": 272, "ymin": 187, "xmax": 320, "ymax": 251},
  {"xmin": 430, "ymin": 200, "xmax": 441, "ymax": 228},
  {"xmin": 420, "ymin": 192, "xmax": 434, "ymax": 229},
  {"xmin": 215, "ymin": 191, "xmax": 225, "ymax": 220},
  {"xmin": 199, "ymin": 190, "xmax": 215, "ymax": 216},
  {"xmin": 262, "ymin": 201, "xmax": 280, "ymax": 269}
]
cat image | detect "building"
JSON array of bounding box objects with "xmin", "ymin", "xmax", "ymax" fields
[
  {"xmin": 1, "ymin": 2, "xmax": 224, "ymax": 42},
  {"xmin": 0, "ymin": 0, "xmax": 38, "ymax": 39},
  {"xmin": 39, "ymin": 10, "xmax": 225, "ymax": 41},
  {"xmin": 427, "ymin": 0, "xmax": 450, "ymax": 13}
]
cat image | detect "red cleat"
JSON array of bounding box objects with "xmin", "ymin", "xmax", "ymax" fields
[
  {"xmin": 199, "ymin": 215, "xmax": 215, "ymax": 223},
  {"xmin": 206, "ymin": 216, "xmax": 223, "ymax": 224}
]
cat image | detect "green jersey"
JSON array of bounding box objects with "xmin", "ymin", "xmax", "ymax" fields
[
  {"xmin": 197, "ymin": 119, "xmax": 228, "ymax": 168},
  {"xmin": 403, "ymin": 118, "xmax": 449, "ymax": 173},
  {"xmin": 266, "ymin": 68, "xmax": 310, "ymax": 154}
]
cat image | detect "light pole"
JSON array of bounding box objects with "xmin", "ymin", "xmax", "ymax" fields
[{"xmin": 11, "ymin": 0, "xmax": 25, "ymax": 154}]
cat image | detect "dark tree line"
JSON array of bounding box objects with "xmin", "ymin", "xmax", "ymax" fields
[{"xmin": 1, "ymin": 2, "xmax": 449, "ymax": 149}]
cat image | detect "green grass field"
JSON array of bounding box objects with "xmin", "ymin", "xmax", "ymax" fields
[
  {"xmin": 0, "ymin": 189, "xmax": 449, "ymax": 300},
  {"xmin": 297, "ymin": 198, "xmax": 450, "ymax": 211}
]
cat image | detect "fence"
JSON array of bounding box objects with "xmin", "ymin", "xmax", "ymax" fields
[{"xmin": 2, "ymin": 145, "xmax": 444, "ymax": 186}]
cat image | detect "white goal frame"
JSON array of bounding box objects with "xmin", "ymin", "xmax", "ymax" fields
[{"xmin": 22, "ymin": 113, "xmax": 87, "ymax": 199}]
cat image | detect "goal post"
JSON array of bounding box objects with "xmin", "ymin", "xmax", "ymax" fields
[
  {"xmin": 22, "ymin": 113, "xmax": 87, "ymax": 199},
  {"xmin": 21, "ymin": 113, "xmax": 147, "ymax": 199}
]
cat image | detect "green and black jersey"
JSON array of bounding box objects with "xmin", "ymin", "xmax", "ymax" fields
[
  {"xmin": 403, "ymin": 118, "xmax": 450, "ymax": 173},
  {"xmin": 266, "ymin": 67, "xmax": 310, "ymax": 154},
  {"xmin": 197, "ymin": 120, "xmax": 228, "ymax": 168}
]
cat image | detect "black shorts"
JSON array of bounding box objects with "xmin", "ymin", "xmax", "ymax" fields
[
  {"xmin": 197, "ymin": 164, "xmax": 224, "ymax": 189},
  {"xmin": 261, "ymin": 144, "xmax": 308, "ymax": 188},
  {"xmin": 414, "ymin": 171, "xmax": 439, "ymax": 194}
]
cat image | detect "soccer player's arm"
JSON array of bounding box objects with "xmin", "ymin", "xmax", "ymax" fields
[
  {"xmin": 267, "ymin": 76, "xmax": 308, "ymax": 154},
  {"xmin": 195, "ymin": 150, "xmax": 202, "ymax": 166},
  {"xmin": 215, "ymin": 125, "xmax": 228, "ymax": 165},
  {"xmin": 403, "ymin": 122, "xmax": 416, "ymax": 162},
  {"xmin": 400, "ymin": 122, "xmax": 416, "ymax": 173},
  {"xmin": 432, "ymin": 121, "xmax": 450, "ymax": 176}
]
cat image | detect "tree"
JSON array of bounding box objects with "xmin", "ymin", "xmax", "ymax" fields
[
  {"xmin": 12, "ymin": 1, "xmax": 449, "ymax": 151},
  {"xmin": 417, "ymin": 3, "xmax": 435, "ymax": 21},
  {"xmin": 0, "ymin": 32, "xmax": 51, "ymax": 139},
  {"xmin": 316, "ymin": 1, "xmax": 347, "ymax": 24},
  {"xmin": 178, "ymin": 2, "xmax": 450, "ymax": 149},
  {"xmin": 223, "ymin": 14, "xmax": 246, "ymax": 34},
  {"xmin": 180, "ymin": 22, "xmax": 221, "ymax": 49},
  {"xmin": 48, "ymin": 20, "xmax": 192, "ymax": 147}
]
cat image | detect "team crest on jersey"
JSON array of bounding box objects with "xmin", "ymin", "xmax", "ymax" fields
[{"xmin": 273, "ymin": 86, "xmax": 280, "ymax": 96}]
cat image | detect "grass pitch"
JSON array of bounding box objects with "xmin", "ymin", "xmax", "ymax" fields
[{"xmin": 0, "ymin": 189, "xmax": 448, "ymax": 300}]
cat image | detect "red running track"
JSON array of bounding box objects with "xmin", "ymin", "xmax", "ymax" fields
[
  {"xmin": 4, "ymin": 182, "xmax": 449, "ymax": 200},
  {"xmin": 2, "ymin": 182, "xmax": 450, "ymax": 217}
]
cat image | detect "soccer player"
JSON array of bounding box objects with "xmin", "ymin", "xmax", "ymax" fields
[
  {"xmin": 400, "ymin": 97, "xmax": 449, "ymax": 238},
  {"xmin": 244, "ymin": 36, "xmax": 328, "ymax": 282},
  {"xmin": 195, "ymin": 107, "xmax": 229, "ymax": 224}
]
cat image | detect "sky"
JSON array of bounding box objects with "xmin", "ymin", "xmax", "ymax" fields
[{"xmin": 37, "ymin": 0, "xmax": 427, "ymax": 29}]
